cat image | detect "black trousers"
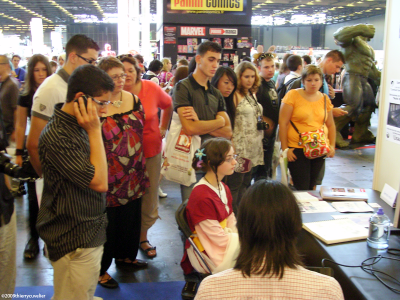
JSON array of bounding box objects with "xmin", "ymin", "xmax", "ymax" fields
[
  {"xmin": 100, "ymin": 198, "xmax": 142, "ymax": 276},
  {"xmin": 27, "ymin": 181, "xmax": 39, "ymax": 240},
  {"xmin": 288, "ymin": 148, "xmax": 325, "ymax": 190},
  {"xmin": 253, "ymin": 135, "xmax": 276, "ymax": 181}
]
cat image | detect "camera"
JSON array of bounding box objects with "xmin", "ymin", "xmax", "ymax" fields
[
  {"xmin": 257, "ymin": 116, "xmax": 269, "ymax": 131},
  {"xmin": 0, "ymin": 151, "xmax": 39, "ymax": 181}
]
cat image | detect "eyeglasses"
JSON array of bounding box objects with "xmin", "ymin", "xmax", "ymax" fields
[
  {"xmin": 258, "ymin": 52, "xmax": 275, "ymax": 61},
  {"xmin": 83, "ymin": 95, "xmax": 111, "ymax": 107},
  {"xmin": 110, "ymin": 74, "xmax": 127, "ymax": 81},
  {"xmin": 116, "ymin": 54, "xmax": 134, "ymax": 60},
  {"xmin": 76, "ymin": 54, "xmax": 97, "ymax": 65},
  {"xmin": 225, "ymin": 154, "xmax": 238, "ymax": 163}
]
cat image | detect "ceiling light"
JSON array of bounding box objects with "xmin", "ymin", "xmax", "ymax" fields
[{"xmin": 2, "ymin": 0, "xmax": 53, "ymax": 23}]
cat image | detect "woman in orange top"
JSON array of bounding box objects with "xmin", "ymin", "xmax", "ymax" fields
[{"xmin": 279, "ymin": 65, "xmax": 336, "ymax": 190}]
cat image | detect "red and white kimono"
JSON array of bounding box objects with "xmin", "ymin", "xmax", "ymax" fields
[{"xmin": 181, "ymin": 178, "xmax": 239, "ymax": 274}]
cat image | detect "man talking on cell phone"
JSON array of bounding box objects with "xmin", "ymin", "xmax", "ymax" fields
[{"xmin": 36, "ymin": 65, "xmax": 113, "ymax": 300}]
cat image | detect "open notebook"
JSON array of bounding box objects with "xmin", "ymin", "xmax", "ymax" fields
[{"xmin": 303, "ymin": 218, "xmax": 368, "ymax": 244}]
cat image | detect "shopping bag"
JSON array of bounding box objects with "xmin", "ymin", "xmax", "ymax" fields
[{"xmin": 161, "ymin": 112, "xmax": 200, "ymax": 186}]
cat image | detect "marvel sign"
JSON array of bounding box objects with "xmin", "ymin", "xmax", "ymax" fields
[
  {"xmin": 180, "ymin": 26, "xmax": 206, "ymax": 36},
  {"xmin": 209, "ymin": 28, "xmax": 238, "ymax": 35}
]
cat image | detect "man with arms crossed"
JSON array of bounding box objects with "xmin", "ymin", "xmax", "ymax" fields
[
  {"xmin": 173, "ymin": 41, "xmax": 232, "ymax": 300},
  {"xmin": 37, "ymin": 65, "xmax": 113, "ymax": 300},
  {"xmin": 173, "ymin": 41, "xmax": 232, "ymax": 202},
  {"xmin": 27, "ymin": 34, "xmax": 99, "ymax": 176}
]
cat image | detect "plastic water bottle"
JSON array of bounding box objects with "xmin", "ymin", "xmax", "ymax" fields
[{"xmin": 367, "ymin": 208, "xmax": 391, "ymax": 249}]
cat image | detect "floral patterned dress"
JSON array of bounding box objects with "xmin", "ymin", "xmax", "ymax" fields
[
  {"xmin": 232, "ymin": 93, "xmax": 264, "ymax": 167},
  {"xmin": 101, "ymin": 98, "xmax": 150, "ymax": 207}
]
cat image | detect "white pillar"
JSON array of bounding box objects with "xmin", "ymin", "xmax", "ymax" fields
[
  {"xmin": 30, "ymin": 18, "xmax": 44, "ymax": 54},
  {"xmin": 118, "ymin": 0, "xmax": 140, "ymax": 54},
  {"xmin": 51, "ymin": 26, "xmax": 63, "ymax": 54},
  {"xmin": 372, "ymin": 0, "xmax": 400, "ymax": 191},
  {"xmin": 141, "ymin": 0, "xmax": 151, "ymax": 64}
]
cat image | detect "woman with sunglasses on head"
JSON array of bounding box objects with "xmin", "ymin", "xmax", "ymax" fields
[
  {"xmin": 97, "ymin": 57, "xmax": 150, "ymax": 288},
  {"xmin": 225, "ymin": 61, "xmax": 263, "ymax": 214},
  {"xmin": 210, "ymin": 66, "xmax": 237, "ymax": 131},
  {"xmin": 279, "ymin": 65, "xmax": 336, "ymax": 191},
  {"xmin": 158, "ymin": 58, "xmax": 173, "ymax": 89},
  {"xmin": 15, "ymin": 54, "xmax": 52, "ymax": 259},
  {"xmin": 118, "ymin": 54, "xmax": 173, "ymax": 259}
]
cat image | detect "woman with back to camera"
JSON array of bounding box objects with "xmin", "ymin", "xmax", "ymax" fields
[
  {"xmin": 210, "ymin": 66, "xmax": 237, "ymax": 131},
  {"xmin": 225, "ymin": 61, "xmax": 263, "ymax": 213},
  {"xmin": 182, "ymin": 138, "xmax": 239, "ymax": 276},
  {"xmin": 275, "ymin": 53, "xmax": 291, "ymax": 89},
  {"xmin": 158, "ymin": 58, "xmax": 173, "ymax": 88},
  {"xmin": 279, "ymin": 65, "xmax": 336, "ymax": 190},
  {"xmin": 97, "ymin": 57, "xmax": 149, "ymax": 288},
  {"xmin": 195, "ymin": 180, "xmax": 344, "ymax": 300},
  {"xmin": 15, "ymin": 54, "xmax": 52, "ymax": 259},
  {"xmin": 119, "ymin": 54, "xmax": 173, "ymax": 258}
]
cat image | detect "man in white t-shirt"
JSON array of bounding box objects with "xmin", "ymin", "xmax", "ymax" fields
[{"xmin": 27, "ymin": 34, "xmax": 100, "ymax": 176}]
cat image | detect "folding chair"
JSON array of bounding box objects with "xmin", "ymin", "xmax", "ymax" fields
[{"xmin": 175, "ymin": 199, "xmax": 212, "ymax": 275}]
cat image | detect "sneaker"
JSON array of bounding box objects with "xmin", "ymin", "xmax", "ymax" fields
[{"xmin": 158, "ymin": 187, "xmax": 167, "ymax": 198}]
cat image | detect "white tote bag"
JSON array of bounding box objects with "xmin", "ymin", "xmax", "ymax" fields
[{"xmin": 161, "ymin": 112, "xmax": 201, "ymax": 186}]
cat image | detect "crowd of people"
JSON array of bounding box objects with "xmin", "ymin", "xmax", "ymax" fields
[{"xmin": 0, "ymin": 34, "xmax": 347, "ymax": 300}]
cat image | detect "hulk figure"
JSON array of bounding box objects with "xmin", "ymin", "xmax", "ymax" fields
[{"xmin": 333, "ymin": 24, "xmax": 381, "ymax": 148}]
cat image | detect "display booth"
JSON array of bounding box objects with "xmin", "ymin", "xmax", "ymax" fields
[{"xmin": 160, "ymin": 0, "xmax": 252, "ymax": 64}]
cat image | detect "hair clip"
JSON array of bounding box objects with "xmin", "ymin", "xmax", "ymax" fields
[
  {"xmin": 195, "ymin": 148, "xmax": 206, "ymax": 168},
  {"xmin": 195, "ymin": 148, "xmax": 206, "ymax": 160}
]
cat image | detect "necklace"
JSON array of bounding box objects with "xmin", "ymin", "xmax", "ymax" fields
[
  {"xmin": 111, "ymin": 92, "xmax": 123, "ymax": 108},
  {"xmin": 204, "ymin": 176, "xmax": 220, "ymax": 191}
]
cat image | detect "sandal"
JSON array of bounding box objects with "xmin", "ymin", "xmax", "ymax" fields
[
  {"xmin": 115, "ymin": 258, "xmax": 148, "ymax": 268},
  {"xmin": 24, "ymin": 237, "xmax": 39, "ymax": 259},
  {"xmin": 98, "ymin": 272, "xmax": 119, "ymax": 289},
  {"xmin": 139, "ymin": 240, "xmax": 157, "ymax": 258}
]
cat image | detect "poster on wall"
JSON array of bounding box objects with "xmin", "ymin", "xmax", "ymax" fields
[
  {"xmin": 164, "ymin": 27, "xmax": 177, "ymax": 44},
  {"xmin": 166, "ymin": 0, "xmax": 247, "ymax": 15},
  {"xmin": 386, "ymin": 79, "xmax": 400, "ymax": 144}
]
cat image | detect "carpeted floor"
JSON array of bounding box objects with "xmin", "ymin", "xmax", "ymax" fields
[{"xmin": 14, "ymin": 281, "xmax": 186, "ymax": 300}]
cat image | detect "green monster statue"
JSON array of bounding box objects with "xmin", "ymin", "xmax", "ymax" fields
[{"xmin": 333, "ymin": 24, "xmax": 381, "ymax": 148}]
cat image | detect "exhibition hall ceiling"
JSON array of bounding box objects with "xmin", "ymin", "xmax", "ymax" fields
[
  {"xmin": 252, "ymin": 0, "xmax": 386, "ymax": 24},
  {"xmin": 0, "ymin": 0, "xmax": 386, "ymax": 29}
]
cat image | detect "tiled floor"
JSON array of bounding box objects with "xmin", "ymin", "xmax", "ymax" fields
[{"xmin": 14, "ymin": 112, "xmax": 377, "ymax": 288}]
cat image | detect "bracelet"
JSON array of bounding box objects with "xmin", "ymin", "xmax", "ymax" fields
[{"xmin": 15, "ymin": 149, "xmax": 24, "ymax": 156}]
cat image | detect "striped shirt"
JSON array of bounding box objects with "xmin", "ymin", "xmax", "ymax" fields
[{"xmin": 37, "ymin": 103, "xmax": 107, "ymax": 261}]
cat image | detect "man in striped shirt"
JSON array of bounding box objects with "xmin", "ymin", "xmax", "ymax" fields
[{"xmin": 37, "ymin": 65, "xmax": 114, "ymax": 300}]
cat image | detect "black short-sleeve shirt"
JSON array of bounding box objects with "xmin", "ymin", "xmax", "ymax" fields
[
  {"xmin": 18, "ymin": 92, "xmax": 34, "ymax": 119},
  {"xmin": 256, "ymin": 78, "xmax": 279, "ymax": 125},
  {"xmin": 173, "ymin": 74, "xmax": 226, "ymax": 142}
]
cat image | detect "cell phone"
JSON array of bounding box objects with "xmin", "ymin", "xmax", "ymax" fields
[{"xmin": 74, "ymin": 95, "xmax": 88, "ymax": 111}]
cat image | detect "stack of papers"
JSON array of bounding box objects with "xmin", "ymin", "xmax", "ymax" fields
[
  {"xmin": 294, "ymin": 192, "xmax": 321, "ymax": 202},
  {"xmin": 330, "ymin": 202, "xmax": 374, "ymax": 213},
  {"xmin": 299, "ymin": 201, "xmax": 336, "ymax": 213},
  {"xmin": 320, "ymin": 186, "xmax": 368, "ymax": 201}
]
